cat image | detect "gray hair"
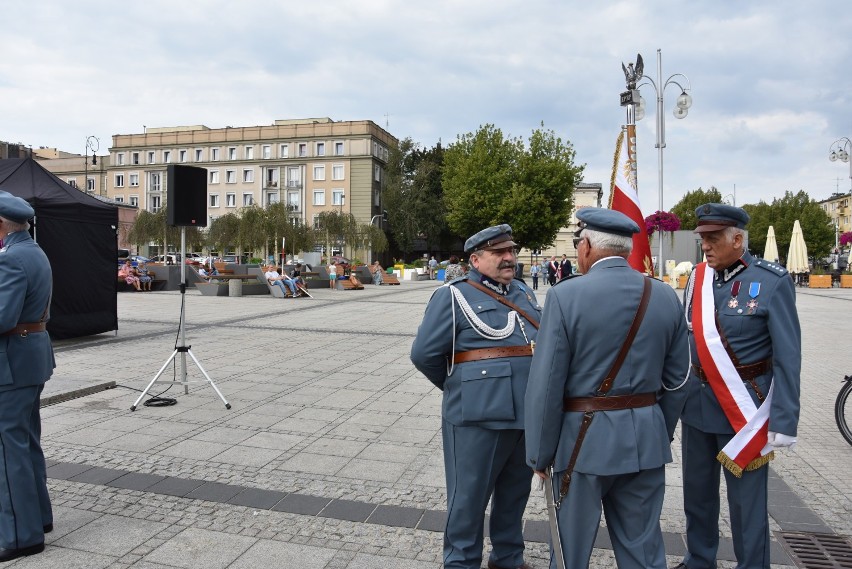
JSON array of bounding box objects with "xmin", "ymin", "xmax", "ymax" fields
[
  {"xmin": 0, "ymin": 215, "xmax": 30, "ymax": 233},
  {"xmin": 723, "ymin": 226, "xmax": 749, "ymax": 250},
  {"xmin": 582, "ymin": 228, "xmax": 633, "ymax": 256}
]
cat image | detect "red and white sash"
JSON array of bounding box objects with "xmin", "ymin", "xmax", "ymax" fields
[{"xmin": 691, "ymin": 262, "xmax": 774, "ymax": 476}]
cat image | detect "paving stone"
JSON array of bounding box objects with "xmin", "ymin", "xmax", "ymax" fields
[
  {"xmin": 67, "ymin": 467, "xmax": 127, "ymax": 485},
  {"xmin": 271, "ymin": 494, "xmax": 332, "ymax": 516},
  {"xmin": 46, "ymin": 461, "xmax": 94, "ymax": 480},
  {"xmin": 227, "ymin": 488, "xmax": 288, "ymax": 509},
  {"xmin": 185, "ymin": 482, "xmax": 244, "ymax": 503},
  {"xmin": 417, "ymin": 510, "xmax": 447, "ymax": 532},
  {"xmin": 146, "ymin": 476, "xmax": 208, "ymax": 497},
  {"xmin": 229, "ymin": 539, "xmax": 337, "ymax": 569},
  {"xmin": 366, "ymin": 505, "xmax": 424, "ymax": 528},
  {"xmin": 143, "ymin": 527, "xmax": 257, "ymax": 569},
  {"xmin": 106, "ymin": 472, "xmax": 167, "ymax": 491},
  {"xmin": 53, "ymin": 513, "xmax": 169, "ymax": 556}
]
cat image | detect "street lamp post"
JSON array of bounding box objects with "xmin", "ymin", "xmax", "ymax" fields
[
  {"xmin": 627, "ymin": 49, "xmax": 693, "ymax": 279},
  {"xmin": 829, "ymin": 137, "xmax": 852, "ymax": 192},
  {"xmin": 84, "ymin": 135, "xmax": 99, "ymax": 193}
]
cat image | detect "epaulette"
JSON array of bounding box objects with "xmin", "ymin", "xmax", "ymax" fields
[
  {"xmin": 753, "ymin": 258, "xmax": 789, "ymax": 277},
  {"xmin": 553, "ymin": 273, "xmax": 581, "ymax": 286}
]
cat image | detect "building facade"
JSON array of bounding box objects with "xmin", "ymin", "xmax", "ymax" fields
[
  {"xmin": 101, "ymin": 118, "xmax": 395, "ymax": 229},
  {"xmin": 818, "ymin": 191, "xmax": 851, "ymax": 235}
]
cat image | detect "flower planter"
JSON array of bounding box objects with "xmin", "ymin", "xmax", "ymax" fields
[
  {"xmin": 808, "ymin": 275, "xmax": 832, "ymax": 289},
  {"xmin": 678, "ymin": 275, "xmax": 689, "ymax": 289},
  {"xmin": 840, "ymin": 275, "xmax": 852, "ymax": 288}
]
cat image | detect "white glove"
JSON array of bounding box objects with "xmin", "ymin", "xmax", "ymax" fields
[{"xmin": 767, "ymin": 431, "xmax": 797, "ymax": 451}]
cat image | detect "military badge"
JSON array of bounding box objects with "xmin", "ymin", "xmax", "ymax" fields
[
  {"xmin": 746, "ymin": 298, "xmax": 758, "ymax": 314},
  {"xmin": 728, "ymin": 281, "xmax": 741, "ymax": 309},
  {"xmin": 728, "ymin": 297, "xmax": 739, "ymax": 309}
]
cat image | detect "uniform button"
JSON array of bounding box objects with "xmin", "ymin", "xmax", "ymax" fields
[
  {"xmin": 477, "ymin": 305, "xmax": 482, "ymax": 309},
  {"xmin": 481, "ymin": 370, "xmax": 487, "ymax": 375}
]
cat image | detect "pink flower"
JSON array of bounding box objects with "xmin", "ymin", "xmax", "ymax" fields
[
  {"xmin": 841, "ymin": 231, "xmax": 852, "ymax": 247},
  {"xmin": 644, "ymin": 211, "xmax": 681, "ymax": 235}
]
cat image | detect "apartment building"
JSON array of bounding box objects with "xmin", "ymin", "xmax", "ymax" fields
[
  {"xmin": 819, "ymin": 191, "xmax": 852, "ymax": 234},
  {"xmin": 104, "ymin": 118, "xmax": 396, "ymax": 228}
]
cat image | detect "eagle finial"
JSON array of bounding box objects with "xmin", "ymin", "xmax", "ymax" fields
[{"xmin": 622, "ymin": 53, "xmax": 644, "ymax": 89}]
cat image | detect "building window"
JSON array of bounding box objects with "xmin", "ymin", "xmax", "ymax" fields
[
  {"xmin": 150, "ymin": 195, "xmax": 161, "ymax": 213},
  {"xmin": 260, "ymin": 145, "xmax": 269, "ymax": 159},
  {"xmin": 148, "ymin": 151, "xmax": 155, "ymax": 164},
  {"xmin": 179, "ymin": 150, "xmax": 187, "ymax": 163},
  {"xmin": 287, "ymin": 167, "xmax": 300, "ymax": 187},
  {"xmin": 316, "ymin": 142, "xmax": 325, "ymax": 156},
  {"xmin": 114, "ymin": 195, "xmax": 124, "ymax": 203},
  {"xmin": 332, "ymin": 189, "xmax": 345, "ymax": 206},
  {"xmin": 129, "ymin": 173, "xmax": 139, "ymax": 187},
  {"xmin": 114, "ymin": 173, "xmax": 125, "ymax": 187},
  {"xmin": 267, "ymin": 192, "xmax": 279, "ymax": 205},
  {"xmin": 209, "ymin": 170, "xmax": 219, "ymax": 184},
  {"xmin": 242, "ymin": 193, "xmax": 254, "ymax": 206},
  {"xmin": 116, "ymin": 153, "xmax": 125, "ymax": 166},
  {"xmin": 211, "ymin": 148, "xmax": 220, "ymax": 161},
  {"xmin": 298, "ymin": 143, "xmax": 307, "ymax": 157},
  {"xmin": 332, "ymin": 164, "xmax": 344, "ymax": 180},
  {"xmin": 243, "ymin": 169, "xmax": 254, "ymax": 183},
  {"xmin": 129, "ymin": 195, "xmax": 139, "ymax": 207},
  {"xmin": 67, "ymin": 179, "xmax": 77, "ymax": 188},
  {"xmin": 374, "ymin": 164, "xmax": 381, "ymax": 182},
  {"xmin": 246, "ymin": 146, "xmax": 254, "ymax": 160},
  {"xmin": 150, "ymin": 172, "xmax": 161, "ymax": 192},
  {"xmin": 226, "ymin": 193, "xmax": 236, "ymax": 207},
  {"xmin": 279, "ymin": 144, "xmax": 289, "ymax": 158},
  {"xmin": 132, "ymin": 152, "xmax": 140, "ymax": 165},
  {"xmin": 87, "ymin": 178, "xmax": 95, "ymax": 192},
  {"xmin": 313, "ymin": 165, "xmax": 325, "ymax": 181},
  {"xmin": 287, "ymin": 192, "xmax": 299, "ymax": 207},
  {"xmin": 195, "ymin": 148, "xmax": 203, "ymax": 162},
  {"xmin": 163, "ymin": 150, "xmax": 171, "ymax": 163},
  {"xmin": 266, "ymin": 168, "xmax": 278, "ymax": 187},
  {"xmin": 312, "ymin": 214, "xmax": 321, "ymax": 229},
  {"xmin": 209, "ymin": 194, "xmax": 219, "ymax": 208},
  {"xmin": 334, "ymin": 141, "xmax": 344, "ymax": 156},
  {"xmin": 313, "ymin": 190, "xmax": 325, "ymax": 206},
  {"xmin": 226, "ymin": 170, "xmax": 236, "ymax": 184},
  {"xmin": 228, "ymin": 147, "xmax": 237, "ymax": 161}
]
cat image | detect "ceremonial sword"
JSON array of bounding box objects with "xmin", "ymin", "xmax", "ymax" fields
[{"xmin": 543, "ymin": 465, "xmax": 566, "ymax": 569}]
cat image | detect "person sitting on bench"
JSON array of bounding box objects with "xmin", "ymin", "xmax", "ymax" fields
[
  {"xmin": 265, "ymin": 265, "xmax": 299, "ymax": 297},
  {"xmin": 289, "ymin": 263, "xmax": 307, "ymax": 289},
  {"xmin": 371, "ymin": 261, "xmax": 384, "ymax": 285}
]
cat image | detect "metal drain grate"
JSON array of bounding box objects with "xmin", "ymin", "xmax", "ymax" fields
[{"xmin": 778, "ymin": 532, "xmax": 852, "ymax": 568}]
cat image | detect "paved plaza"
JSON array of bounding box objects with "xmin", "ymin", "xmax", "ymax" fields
[{"xmin": 9, "ymin": 279, "xmax": 852, "ymax": 568}]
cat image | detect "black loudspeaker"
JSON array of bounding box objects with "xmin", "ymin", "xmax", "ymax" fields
[{"xmin": 167, "ymin": 165, "xmax": 208, "ymax": 227}]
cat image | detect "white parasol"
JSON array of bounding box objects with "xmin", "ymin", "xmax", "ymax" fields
[
  {"xmin": 786, "ymin": 220, "xmax": 809, "ymax": 274},
  {"xmin": 763, "ymin": 226, "xmax": 779, "ymax": 262}
]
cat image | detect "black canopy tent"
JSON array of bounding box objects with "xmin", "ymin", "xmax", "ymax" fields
[{"xmin": 0, "ymin": 158, "xmax": 118, "ymax": 339}]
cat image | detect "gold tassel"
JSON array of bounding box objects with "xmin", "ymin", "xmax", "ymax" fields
[
  {"xmin": 607, "ymin": 128, "xmax": 625, "ymax": 209},
  {"xmin": 717, "ymin": 450, "xmax": 775, "ymax": 478}
]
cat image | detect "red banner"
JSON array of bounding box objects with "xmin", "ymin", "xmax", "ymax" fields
[{"xmin": 609, "ymin": 125, "xmax": 653, "ymax": 275}]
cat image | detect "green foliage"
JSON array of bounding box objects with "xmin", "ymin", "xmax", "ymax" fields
[
  {"xmin": 127, "ymin": 208, "xmax": 202, "ymax": 253},
  {"xmin": 442, "ymin": 123, "xmax": 583, "ymax": 249},
  {"xmin": 742, "ymin": 190, "xmax": 834, "ymax": 261},
  {"xmin": 670, "ymin": 187, "xmax": 724, "ymax": 230}
]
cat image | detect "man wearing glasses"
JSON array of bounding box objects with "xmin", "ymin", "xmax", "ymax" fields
[
  {"xmin": 411, "ymin": 224, "xmax": 540, "ymax": 569},
  {"xmin": 525, "ymin": 208, "xmax": 689, "ymax": 569}
]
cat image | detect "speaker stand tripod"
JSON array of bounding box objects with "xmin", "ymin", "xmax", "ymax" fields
[{"xmin": 131, "ymin": 227, "xmax": 230, "ymax": 411}]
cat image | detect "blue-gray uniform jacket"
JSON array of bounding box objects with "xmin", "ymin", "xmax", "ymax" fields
[
  {"xmin": 410, "ymin": 270, "xmax": 540, "ymax": 429},
  {"xmin": 682, "ymin": 252, "xmax": 800, "ymax": 435},
  {"xmin": 525, "ymin": 257, "xmax": 690, "ymax": 474},
  {"xmin": 0, "ymin": 231, "xmax": 55, "ymax": 390}
]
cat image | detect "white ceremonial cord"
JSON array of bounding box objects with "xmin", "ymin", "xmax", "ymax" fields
[
  {"xmin": 665, "ymin": 271, "xmax": 695, "ymax": 392},
  {"xmin": 446, "ymin": 285, "xmax": 522, "ymax": 376}
]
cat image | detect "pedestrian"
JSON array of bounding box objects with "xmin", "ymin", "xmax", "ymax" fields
[
  {"xmin": 547, "ymin": 256, "xmax": 559, "ymax": 286},
  {"xmin": 525, "ymin": 207, "xmax": 689, "ymax": 569},
  {"xmin": 444, "ymin": 255, "xmax": 465, "ymax": 282},
  {"xmin": 411, "ymin": 224, "xmax": 540, "ymax": 569},
  {"xmin": 428, "ymin": 255, "xmax": 438, "ymax": 280},
  {"xmin": 328, "ymin": 260, "xmax": 337, "ymax": 290},
  {"xmin": 530, "ymin": 262, "xmax": 540, "ymax": 290},
  {"xmin": 559, "ymin": 253, "xmax": 573, "ymax": 279},
  {"xmin": 0, "ymin": 191, "xmax": 54, "ymax": 562},
  {"xmin": 673, "ymin": 203, "xmax": 801, "ymax": 569}
]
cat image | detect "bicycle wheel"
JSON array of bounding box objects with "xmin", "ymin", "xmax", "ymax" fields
[{"xmin": 835, "ymin": 378, "xmax": 852, "ymax": 446}]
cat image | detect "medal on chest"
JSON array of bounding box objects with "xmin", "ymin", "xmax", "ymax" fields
[
  {"xmin": 727, "ymin": 280, "xmax": 741, "ymax": 309},
  {"xmin": 746, "ymin": 282, "xmax": 760, "ymax": 314}
]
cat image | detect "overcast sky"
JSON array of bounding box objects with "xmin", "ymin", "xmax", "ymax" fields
[{"xmin": 2, "ymin": 1, "xmax": 851, "ymax": 211}]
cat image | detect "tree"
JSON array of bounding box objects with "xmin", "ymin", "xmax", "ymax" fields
[
  {"xmin": 442, "ymin": 123, "xmax": 582, "ymax": 250},
  {"xmin": 206, "ymin": 213, "xmax": 240, "ymax": 255},
  {"xmin": 742, "ymin": 190, "xmax": 834, "ymax": 261},
  {"xmin": 670, "ymin": 187, "xmax": 724, "ymax": 230},
  {"xmin": 127, "ymin": 207, "xmax": 203, "ymax": 255}
]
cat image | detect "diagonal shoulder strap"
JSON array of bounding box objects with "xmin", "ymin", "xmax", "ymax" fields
[{"xmin": 464, "ymin": 280, "xmax": 540, "ymax": 330}]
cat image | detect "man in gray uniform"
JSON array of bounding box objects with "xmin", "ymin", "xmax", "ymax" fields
[
  {"xmin": 411, "ymin": 224, "xmax": 540, "ymax": 569},
  {"xmin": 673, "ymin": 204, "xmax": 800, "ymax": 569},
  {"xmin": 0, "ymin": 191, "xmax": 55, "ymax": 562},
  {"xmin": 525, "ymin": 208, "xmax": 689, "ymax": 569}
]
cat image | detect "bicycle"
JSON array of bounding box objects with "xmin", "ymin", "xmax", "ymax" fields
[{"xmin": 835, "ymin": 374, "xmax": 852, "ymax": 446}]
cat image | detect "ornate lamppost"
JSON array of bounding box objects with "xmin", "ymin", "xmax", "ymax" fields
[
  {"xmin": 84, "ymin": 135, "xmax": 99, "ymax": 193},
  {"xmin": 622, "ymin": 49, "xmax": 693, "ymax": 278},
  {"xmin": 829, "ymin": 137, "xmax": 852, "ymax": 191}
]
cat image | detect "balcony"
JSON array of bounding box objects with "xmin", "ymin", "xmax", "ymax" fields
[
  {"xmin": 286, "ymin": 180, "xmax": 302, "ymax": 189},
  {"xmin": 265, "ymin": 181, "xmax": 278, "ymax": 188}
]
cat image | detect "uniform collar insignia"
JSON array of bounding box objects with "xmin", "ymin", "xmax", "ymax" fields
[
  {"xmin": 717, "ymin": 257, "xmax": 747, "ymax": 283},
  {"xmin": 479, "ymin": 274, "xmax": 509, "ymax": 295}
]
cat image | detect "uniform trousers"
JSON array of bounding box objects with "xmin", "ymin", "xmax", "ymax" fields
[
  {"xmin": 0, "ymin": 385, "xmax": 52, "ymax": 550},
  {"xmin": 442, "ymin": 421, "xmax": 532, "ymax": 569},
  {"xmin": 681, "ymin": 423, "xmax": 770, "ymax": 569},
  {"xmin": 551, "ymin": 466, "xmax": 666, "ymax": 569}
]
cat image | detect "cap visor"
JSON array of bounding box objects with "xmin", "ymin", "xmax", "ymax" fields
[
  {"xmin": 481, "ymin": 239, "xmax": 518, "ymax": 250},
  {"xmin": 693, "ymin": 224, "xmax": 731, "ymax": 234}
]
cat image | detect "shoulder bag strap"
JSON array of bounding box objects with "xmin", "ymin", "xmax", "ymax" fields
[{"xmin": 464, "ymin": 280, "xmax": 540, "ymax": 330}]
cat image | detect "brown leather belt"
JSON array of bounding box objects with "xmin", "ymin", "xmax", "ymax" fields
[
  {"xmin": 1, "ymin": 322, "xmax": 47, "ymax": 337},
  {"xmin": 453, "ymin": 345, "xmax": 533, "ymax": 364},
  {"xmin": 563, "ymin": 391, "xmax": 657, "ymax": 412},
  {"xmin": 692, "ymin": 359, "xmax": 770, "ymax": 382}
]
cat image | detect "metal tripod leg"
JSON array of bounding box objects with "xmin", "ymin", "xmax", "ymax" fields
[
  {"xmin": 185, "ymin": 347, "xmax": 230, "ymax": 409},
  {"xmin": 130, "ymin": 348, "xmax": 180, "ymax": 411}
]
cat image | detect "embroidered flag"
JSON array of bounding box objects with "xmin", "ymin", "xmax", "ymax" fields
[{"xmin": 609, "ymin": 126, "xmax": 653, "ymax": 275}]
